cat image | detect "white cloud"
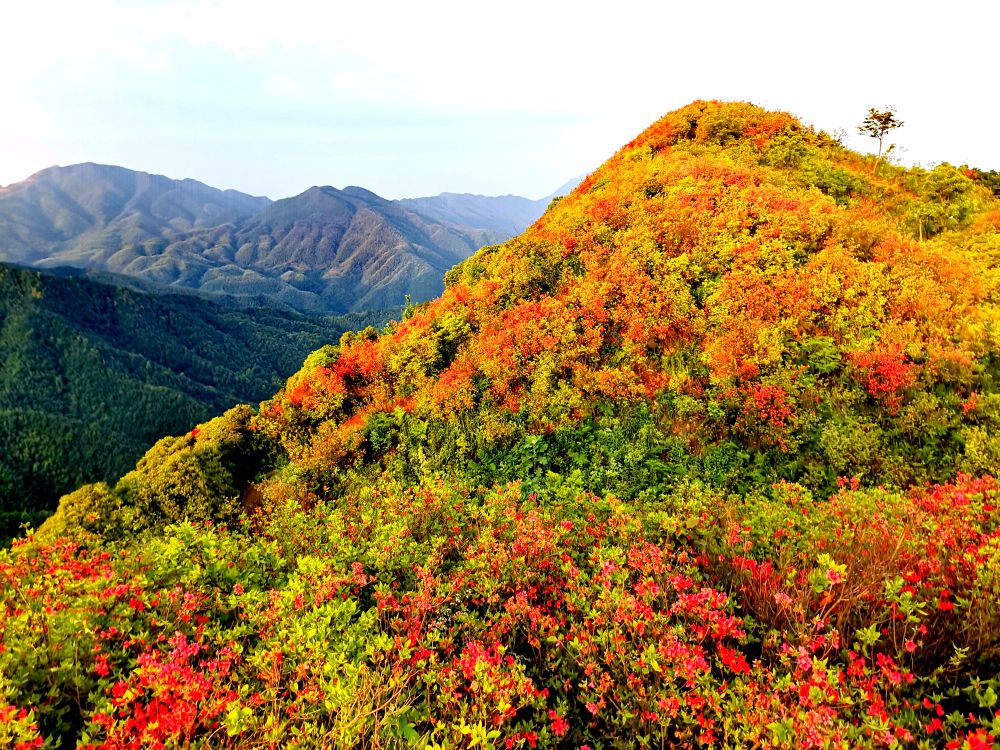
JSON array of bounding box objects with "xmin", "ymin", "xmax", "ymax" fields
[{"xmin": 263, "ymin": 74, "xmax": 306, "ymax": 99}]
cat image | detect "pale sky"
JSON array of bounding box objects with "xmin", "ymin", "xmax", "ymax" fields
[{"xmin": 2, "ymin": 0, "xmax": 997, "ymax": 200}]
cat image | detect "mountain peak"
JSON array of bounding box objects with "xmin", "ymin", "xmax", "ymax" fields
[
  {"xmin": 258, "ymin": 97, "xmax": 998, "ymax": 493},
  {"xmin": 264, "ymin": 185, "xmax": 357, "ymax": 218},
  {"xmin": 340, "ymin": 185, "xmax": 385, "ymax": 202},
  {"xmin": 0, "ymin": 163, "xmax": 272, "ymax": 265}
]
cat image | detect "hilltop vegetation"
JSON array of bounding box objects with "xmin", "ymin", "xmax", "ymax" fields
[
  {"xmin": 4, "ymin": 101, "xmax": 1000, "ymax": 749},
  {"xmin": 0, "ymin": 263, "xmax": 385, "ymax": 541}
]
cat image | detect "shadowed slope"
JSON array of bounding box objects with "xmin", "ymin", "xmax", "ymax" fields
[{"xmin": 0, "ymin": 262, "xmax": 384, "ymax": 539}]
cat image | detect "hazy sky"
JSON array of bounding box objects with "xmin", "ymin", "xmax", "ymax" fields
[{"xmin": 3, "ymin": 0, "xmax": 997, "ymax": 200}]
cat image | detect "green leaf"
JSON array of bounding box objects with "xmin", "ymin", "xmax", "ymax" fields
[{"xmin": 394, "ymin": 714, "xmax": 420, "ymax": 742}]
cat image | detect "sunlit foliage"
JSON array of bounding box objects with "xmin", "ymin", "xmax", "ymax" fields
[{"xmin": 6, "ymin": 101, "xmax": 1000, "ymax": 748}]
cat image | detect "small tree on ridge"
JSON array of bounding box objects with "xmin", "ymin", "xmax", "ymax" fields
[{"xmin": 859, "ymin": 107, "xmax": 904, "ymax": 172}]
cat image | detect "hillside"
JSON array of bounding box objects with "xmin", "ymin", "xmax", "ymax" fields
[
  {"xmin": 0, "ymin": 263, "xmax": 385, "ymax": 540},
  {"xmin": 133, "ymin": 184, "xmax": 505, "ymax": 313},
  {"xmin": 6, "ymin": 101, "xmax": 1000, "ymax": 749},
  {"xmin": 0, "ymin": 165, "xmax": 573, "ymax": 314}
]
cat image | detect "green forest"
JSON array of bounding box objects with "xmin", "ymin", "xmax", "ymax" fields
[{"xmin": 0, "ymin": 264, "xmax": 388, "ymax": 541}]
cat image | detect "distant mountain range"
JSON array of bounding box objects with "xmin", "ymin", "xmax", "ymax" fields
[
  {"xmin": 0, "ymin": 163, "xmax": 270, "ymax": 266},
  {"xmin": 0, "ymin": 164, "xmax": 580, "ymax": 313},
  {"xmin": 0, "ymin": 261, "xmax": 386, "ymax": 540},
  {"xmin": 397, "ymin": 177, "xmax": 580, "ymax": 236}
]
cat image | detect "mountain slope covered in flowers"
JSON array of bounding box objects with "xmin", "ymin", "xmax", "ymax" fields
[{"xmin": 5, "ymin": 101, "xmax": 1000, "ymax": 749}]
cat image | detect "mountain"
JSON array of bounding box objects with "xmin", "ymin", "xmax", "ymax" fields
[
  {"xmin": 0, "ymin": 262, "xmax": 386, "ymax": 540},
  {"xmin": 10, "ymin": 102, "xmax": 1000, "ymax": 749},
  {"xmin": 0, "ymin": 163, "xmax": 270, "ymax": 266},
  {"xmin": 398, "ymin": 192, "xmax": 546, "ymax": 236},
  {"xmin": 396, "ymin": 177, "xmax": 582, "ymax": 237},
  {"xmin": 0, "ymin": 165, "xmax": 575, "ymax": 314},
  {"xmin": 120, "ymin": 184, "xmax": 506, "ymax": 313}
]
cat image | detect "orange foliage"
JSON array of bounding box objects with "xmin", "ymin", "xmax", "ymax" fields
[{"xmin": 257, "ymin": 100, "xmax": 999, "ymax": 481}]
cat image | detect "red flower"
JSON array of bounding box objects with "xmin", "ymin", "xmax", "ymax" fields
[
  {"xmin": 966, "ymin": 731, "xmax": 995, "ymax": 750},
  {"xmin": 549, "ymin": 711, "xmax": 569, "ymax": 737},
  {"xmin": 718, "ymin": 645, "xmax": 751, "ymax": 675},
  {"xmin": 94, "ymin": 656, "xmax": 110, "ymax": 677}
]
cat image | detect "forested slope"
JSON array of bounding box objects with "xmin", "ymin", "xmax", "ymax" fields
[{"xmin": 0, "ymin": 263, "xmax": 384, "ymax": 539}]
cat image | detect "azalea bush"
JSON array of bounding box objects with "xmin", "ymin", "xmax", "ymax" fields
[
  {"xmin": 683, "ymin": 475, "xmax": 1000, "ymax": 746},
  {"xmin": 6, "ymin": 476, "xmax": 1000, "ymax": 748}
]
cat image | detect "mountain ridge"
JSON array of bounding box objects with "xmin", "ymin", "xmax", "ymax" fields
[
  {"xmin": 0, "ymin": 163, "xmax": 270, "ymax": 264},
  {"xmin": 0, "ymin": 163, "xmax": 575, "ymax": 313},
  {"xmin": 397, "ymin": 175, "xmax": 584, "ymax": 235}
]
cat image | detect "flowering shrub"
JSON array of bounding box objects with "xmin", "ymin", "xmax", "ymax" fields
[
  {"xmin": 688, "ymin": 475, "xmax": 1000, "ymax": 745},
  {"xmin": 0, "ymin": 701, "xmax": 44, "ymax": 750}
]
